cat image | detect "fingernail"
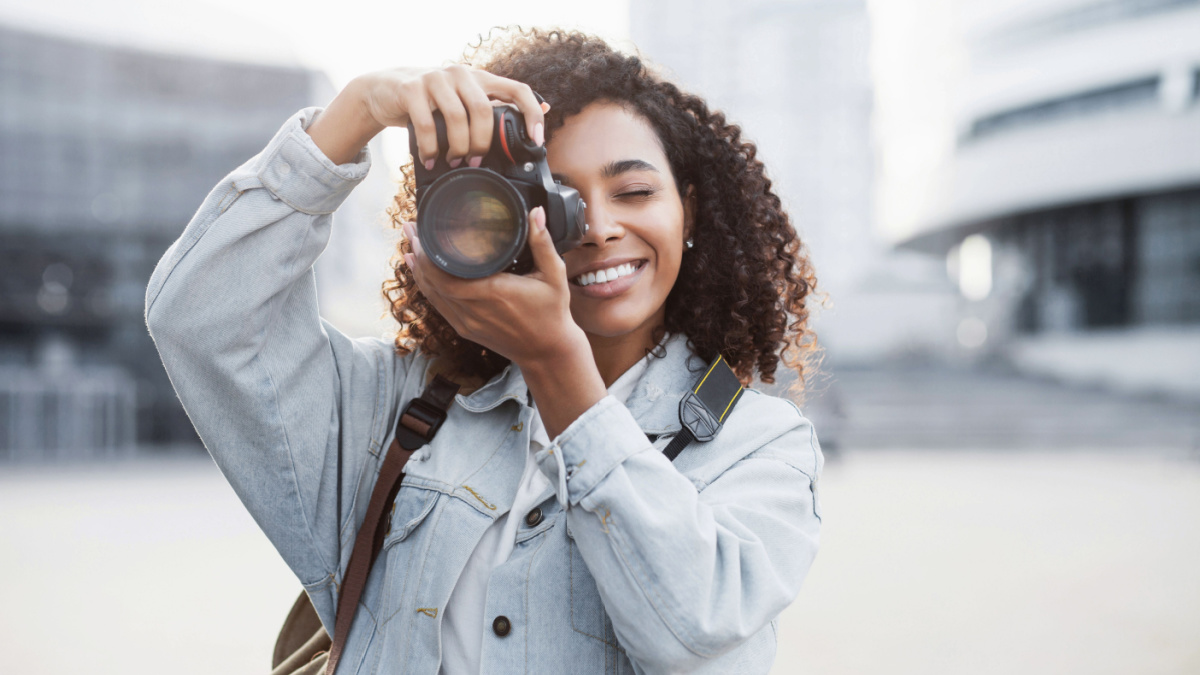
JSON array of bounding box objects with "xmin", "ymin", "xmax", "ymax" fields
[
  {"xmin": 424, "ymin": 158, "xmax": 435, "ymax": 171},
  {"xmin": 468, "ymin": 156, "xmax": 482, "ymax": 168},
  {"xmin": 449, "ymin": 157, "xmax": 462, "ymax": 168},
  {"xmin": 534, "ymin": 123, "xmax": 544, "ymax": 146},
  {"xmin": 540, "ymin": 102, "xmax": 551, "ymax": 113},
  {"xmin": 534, "ymin": 206, "xmax": 546, "ymax": 231},
  {"xmin": 404, "ymin": 253, "xmax": 415, "ymax": 268}
]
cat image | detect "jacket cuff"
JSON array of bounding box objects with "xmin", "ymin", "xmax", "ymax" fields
[
  {"xmin": 256, "ymin": 107, "xmax": 372, "ymax": 215},
  {"xmin": 535, "ymin": 396, "xmax": 653, "ymax": 506}
]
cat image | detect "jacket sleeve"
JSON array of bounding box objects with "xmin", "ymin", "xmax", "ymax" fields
[
  {"xmin": 144, "ymin": 107, "xmax": 411, "ymax": 623},
  {"xmin": 534, "ymin": 393, "xmax": 822, "ymax": 673}
]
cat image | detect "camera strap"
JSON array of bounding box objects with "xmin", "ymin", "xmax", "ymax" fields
[
  {"xmin": 663, "ymin": 355, "xmax": 745, "ymax": 461},
  {"xmin": 321, "ymin": 374, "xmax": 460, "ymax": 675}
]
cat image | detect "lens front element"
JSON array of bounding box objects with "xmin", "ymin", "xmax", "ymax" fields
[
  {"xmin": 437, "ymin": 189, "xmax": 517, "ymax": 265},
  {"xmin": 417, "ymin": 169, "xmax": 528, "ymax": 278}
]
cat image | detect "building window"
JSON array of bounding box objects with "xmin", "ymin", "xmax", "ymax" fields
[{"xmin": 964, "ymin": 77, "xmax": 1161, "ymax": 143}]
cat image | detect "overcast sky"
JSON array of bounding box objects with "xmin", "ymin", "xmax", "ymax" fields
[{"xmin": 0, "ymin": 0, "xmax": 632, "ymax": 87}]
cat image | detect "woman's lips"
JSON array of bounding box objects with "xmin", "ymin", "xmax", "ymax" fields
[{"xmin": 571, "ymin": 260, "xmax": 647, "ymax": 299}]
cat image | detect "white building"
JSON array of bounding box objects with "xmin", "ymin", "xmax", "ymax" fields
[
  {"xmin": 633, "ymin": 0, "xmax": 962, "ymax": 368},
  {"xmin": 875, "ymin": 0, "xmax": 1200, "ymax": 398}
]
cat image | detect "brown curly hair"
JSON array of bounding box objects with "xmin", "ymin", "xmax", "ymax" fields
[{"xmin": 384, "ymin": 27, "xmax": 824, "ymax": 394}]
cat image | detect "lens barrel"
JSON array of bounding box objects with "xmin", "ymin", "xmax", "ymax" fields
[
  {"xmin": 416, "ymin": 169, "xmax": 529, "ymax": 279},
  {"xmin": 409, "ymin": 103, "xmax": 586, "ymax": 278}
]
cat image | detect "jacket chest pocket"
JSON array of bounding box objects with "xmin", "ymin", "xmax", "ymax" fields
[
  {"xmin": 379, "ymin": 485, "xmax": 439, "ymax": 625},
  {"xmin": 568, "ymin": 534, "xmax": 620, "ymax": 649}
]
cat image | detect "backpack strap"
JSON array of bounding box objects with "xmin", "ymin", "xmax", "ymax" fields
[
  {"xmin": 324, "ymin": 375, "xmax": 459, "ymax": 675},
  {"xmin": 662, "ymin": 355, "xmax": 744, "ymax": 461}
]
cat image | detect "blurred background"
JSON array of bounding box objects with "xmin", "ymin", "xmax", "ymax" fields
[{"xmin": 1, "ymin": 0, "xmax": 1198, "ymax": 673}]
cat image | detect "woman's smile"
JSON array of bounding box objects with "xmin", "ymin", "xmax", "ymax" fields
[
  {"xmin": 547, "ymin": 101, "xmax": 689, "ymax": 341},
  {"xmin": 570, "ymin": 259, "xmax": 648, "ymax": 297}
]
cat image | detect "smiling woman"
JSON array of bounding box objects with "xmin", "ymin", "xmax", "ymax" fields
[
  {"xmin": 146, "ymin": 25, "xmax": 825, "ymax": 675},
  {"xmin": 387, "ymin": 30, "xmax": 821, "ymax": 395}
]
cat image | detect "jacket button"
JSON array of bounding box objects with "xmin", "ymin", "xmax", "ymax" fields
[
  {"xmin": 492, "ymin": 615, "xmax": 511, "ymax": 637},
  {"xmin": 524, "ymin": 507, "xmax": 543, "ymax": 528}
]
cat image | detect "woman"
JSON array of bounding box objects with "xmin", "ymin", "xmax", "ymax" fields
[{"xmin": 147, "ymin": 28, "xmax": 823, "ymax": 674}]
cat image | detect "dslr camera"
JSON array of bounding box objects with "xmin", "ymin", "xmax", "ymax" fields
[{"xmin": 408, "ymin": 104, "xmax": 588, "ymax": 278}]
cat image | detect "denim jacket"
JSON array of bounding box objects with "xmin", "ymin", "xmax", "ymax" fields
[{"xmin": 145, "ymin": 108, "xmax": 823, "ymax": 675}]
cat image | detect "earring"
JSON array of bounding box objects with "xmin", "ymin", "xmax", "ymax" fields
[{"xmin": 685, "ymin": 238, "xmax": 694, "ymax": 250}]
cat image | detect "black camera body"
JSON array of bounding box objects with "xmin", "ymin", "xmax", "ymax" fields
[{"xmin": 408, "ymin": 104, "xmax": 587, "ymax": 278}]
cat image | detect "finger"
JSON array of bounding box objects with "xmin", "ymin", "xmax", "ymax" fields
[
  {"xmin": 526, "ymin": 206, "xmax": 565, "ymax": 281},
  {"xmin": 425, "ymin": 73, "xmax": 470, "ymax": 167},
  {"xmin": 474, "ymin": 72, "xmax": 545, "ymax": 145},
  {"xmin": 407, "ymin": 223, "xmax": 480, "ymax": 300},
  {"xmin": 449, "ymin": 69, "xmax": 495, "ymax": 166},
  {"xmin": 406, "ymin": 252, "xmax": 467, "ymax": 327},
  {"xmin": 404, "ymin": 91, "xmax": 439, "ymax": 170}
]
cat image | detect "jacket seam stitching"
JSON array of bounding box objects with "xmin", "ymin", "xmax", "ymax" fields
[
  {"xmin": 594, "ymin": 508, "xmax": 712, "ymax": 659},
  {"xmin": 381, "ymin": 489, "xmax": 440, "ymax": 625},
  {"xmin": 144, "ymin": 181, "xmax": 236, "ymax": 313},
  {"xmin": 338, "ymin": 346, "xmax": 393, "ymax": 544},
  {"xmin": 570, "ymin": 538, "xmax": 621, "ymax": 647},
  {"xmin": 254, "ymin": 348, "xmax": 333, "ymax": 577},
  {"xmin": 389, "ymin": 492, "xmax": 448, "ymax": 640},
  {"xmin": 255, "ymin": 217, "xmax": 334, "ymax": 577},
  {"xmin": 523, "ymin": 519, "xmax": 553, "ymax": 672}
]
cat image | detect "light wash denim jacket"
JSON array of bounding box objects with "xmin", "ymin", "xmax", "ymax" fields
[{"xmin": 145, "ymin": 108, "xmax": 823, "ymax": 675}]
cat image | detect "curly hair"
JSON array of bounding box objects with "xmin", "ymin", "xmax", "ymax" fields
[{"xmin": 384, "ymin": 27, "xmax": 824, "ymax": 394}]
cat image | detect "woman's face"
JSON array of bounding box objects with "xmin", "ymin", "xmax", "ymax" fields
[{"xmin": 546, "ymin": 102, "xmax": 690, "ymax": 342}]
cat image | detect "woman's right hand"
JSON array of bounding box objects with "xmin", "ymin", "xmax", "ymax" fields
[{"xmin": 305, "ymin": 65, "xmax": 548, "ymax": 166}]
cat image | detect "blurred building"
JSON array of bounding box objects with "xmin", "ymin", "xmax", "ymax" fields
[
  {"xmin": 883, "ymin": 0, "xmax": 1200, "ymax": 398},
  {"xmin": 632, "ymin": 0, "xmax": 962, "ymax": 371},
  {"xmin": 0, "ymin": 24, "xmax": 326, "ymax": 460}
]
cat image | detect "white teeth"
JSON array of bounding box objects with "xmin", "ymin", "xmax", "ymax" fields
[{"xmin": 575, "ymin": 262, "xmax": 639, "ymax": 287}]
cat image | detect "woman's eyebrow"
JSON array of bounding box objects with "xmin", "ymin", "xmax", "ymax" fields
[
  {"xmin": 601, "ymin": 159, "xmax": 659, "ymax": 178},
  {"xmin": 551, "ymin": 159, "xmax": 659, "ymax": 186}
]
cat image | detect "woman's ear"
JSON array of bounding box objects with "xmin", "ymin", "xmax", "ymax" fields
[{"xmin": 683, "ymin": 185, "xmax": 697, "ymax": 242}]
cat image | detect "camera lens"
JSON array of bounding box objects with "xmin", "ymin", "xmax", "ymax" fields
[
  {"xmin": 417, "ymin": 169, "xmax": 528, "ymax": 278},
  {"xmin": 437, "ymin": 190, "xmax": 516, "ymax": 264}
]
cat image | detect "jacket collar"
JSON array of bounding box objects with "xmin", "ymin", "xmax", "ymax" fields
[{"xmin": 455, "ymin": 333, "xmax": 706, "ymax": 434}]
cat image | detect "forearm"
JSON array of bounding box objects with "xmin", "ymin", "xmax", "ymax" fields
[
  {"xmin": 145, "ymin": 107, "xmax": 380, "ymax": 588},
  {"xmin": 518, "ymin": 330, "xmax": 607, "ymax": 439},
  {"xmin": 305, "ymin": 77, "xmax": 385, "ymax": 165},
  {"xmin": 534, "ymin": 397, "xmax": 822, "ymax": 670}
]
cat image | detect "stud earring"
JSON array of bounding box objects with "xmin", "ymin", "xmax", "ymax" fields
[{"xmin": 685, "ymin": 238, "xmax": 694, "ymax": 250}]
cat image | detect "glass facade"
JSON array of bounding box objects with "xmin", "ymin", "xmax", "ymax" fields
[
  {"xmin": 1007, "ymin": 188, "xmax": 1200, "ymax": 334},
  {"xmin": 0, "ymin": 25, "xmax": 318, "ymax": 459}
]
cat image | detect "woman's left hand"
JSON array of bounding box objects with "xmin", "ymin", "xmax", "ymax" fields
[{"xmin": 403, "ymin": 206, "xmax": 583, "ymax": 374}]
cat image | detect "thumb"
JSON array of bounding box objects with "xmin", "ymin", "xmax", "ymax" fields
[{"xmin": 527, "ymin": 206, "xmax": 565, "ymax": 279}]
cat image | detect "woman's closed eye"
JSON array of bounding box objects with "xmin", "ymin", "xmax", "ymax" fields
[{"xmin": 615, "ymin": 187, "xmax": 657, "ymax": 200}]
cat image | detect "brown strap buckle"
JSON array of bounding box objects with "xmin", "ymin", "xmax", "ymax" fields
[{"xmin": 394, "ymin": 374, "xmax": 460, "ymax": 450}]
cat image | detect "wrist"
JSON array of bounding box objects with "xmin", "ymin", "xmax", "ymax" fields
[
  {"xmin": 517, "ymin": 328, "xmax": 593, "ymax": 380},
  {"xmin": 307, "ymin": 77, "xmax": 384, "ymax": 165},
  {"xmin": 518, "ymin": 331, "xmax": 606, "ymax": 439}
]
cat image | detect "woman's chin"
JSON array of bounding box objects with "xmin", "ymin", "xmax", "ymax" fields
[{"xmin": 574, "ymin": 306, "xmax": 665, "ymax": 342}]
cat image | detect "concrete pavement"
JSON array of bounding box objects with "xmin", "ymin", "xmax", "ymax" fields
[{"xmin": 2, "ymin": 449, "xmax": 1198, "ymax": 674}]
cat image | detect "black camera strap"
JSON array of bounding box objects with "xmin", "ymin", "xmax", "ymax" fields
[{"xmin": 663, "ymin": 355, "xmax": 745, "ymax": 461}]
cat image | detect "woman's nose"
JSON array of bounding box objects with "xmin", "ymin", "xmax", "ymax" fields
[{"xmin": 580, "ymin": 200, "xmax": 624, "ymax": 246}]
